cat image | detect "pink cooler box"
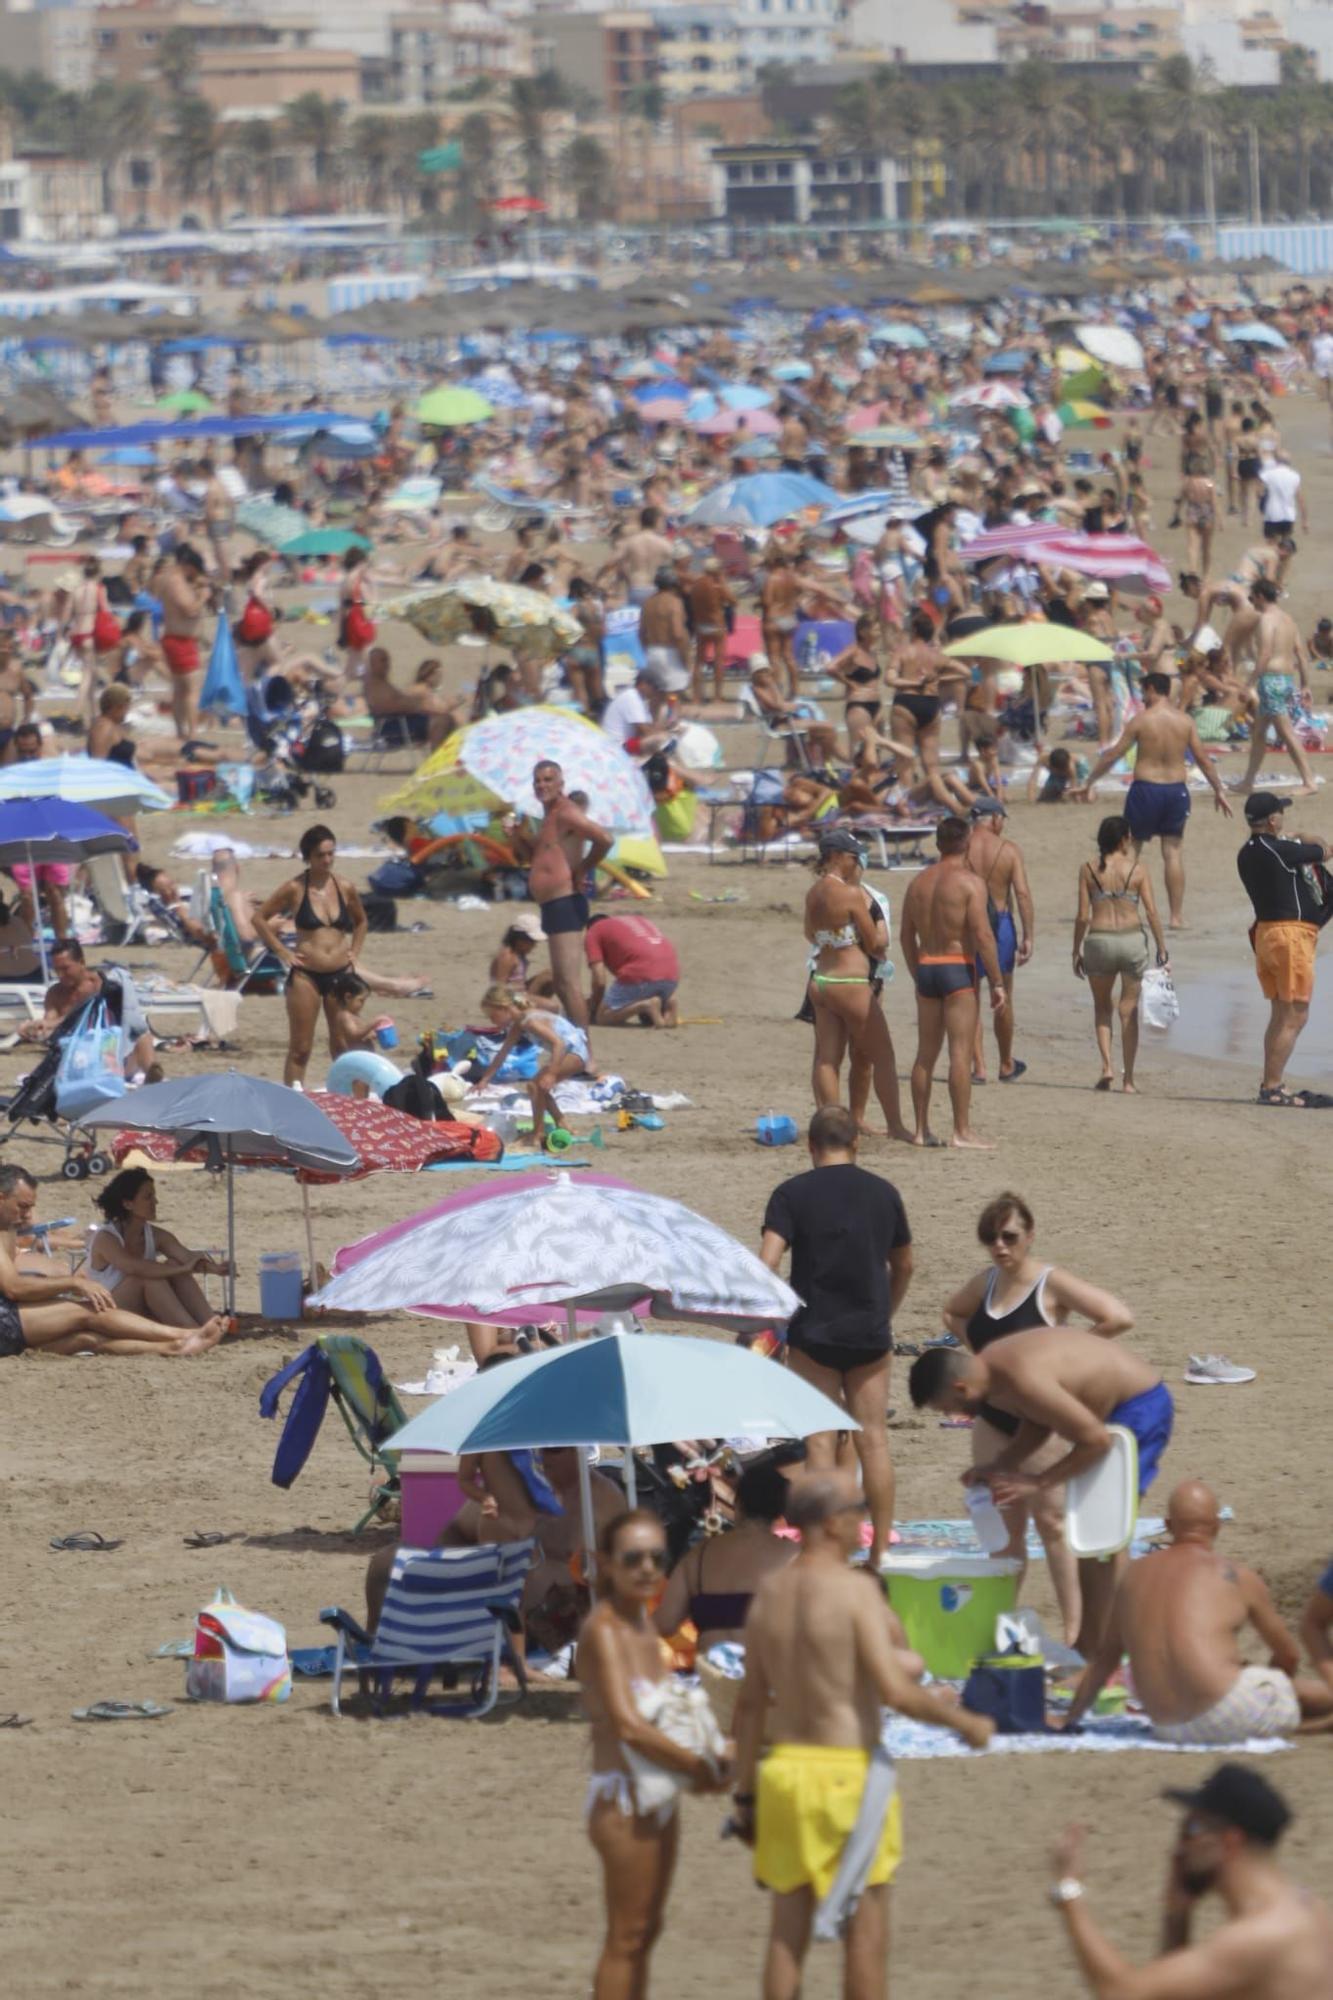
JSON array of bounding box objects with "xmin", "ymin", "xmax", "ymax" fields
[{"xmin": 399, "ymin": 1452, "xmax": 464, "ymax": 1546}]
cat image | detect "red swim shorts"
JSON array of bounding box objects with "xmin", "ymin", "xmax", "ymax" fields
[{"xmin": 162, "ymin": 634, "xmax": 201, "ymax": 677}]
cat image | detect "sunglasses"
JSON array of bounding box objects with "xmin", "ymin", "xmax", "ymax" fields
[
  {"xmin": 986, "ymin": 1228, "xmax": 1025, "ymax": 1247},
  {"xmin": 616, "ymin": 1547, "xmax": 669, "ymax": 1572}
]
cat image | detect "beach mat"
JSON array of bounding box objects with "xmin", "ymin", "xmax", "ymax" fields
[
  {"xmin": 424, "ymin": 1154, "xmax": 594, "ymax": 1172},
  {"xmin": 883, "ymin": 1711, "xmax": 1291, "ymax": 1759}
]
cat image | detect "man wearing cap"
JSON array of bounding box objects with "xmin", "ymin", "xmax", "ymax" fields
[
  {"xmin": 1077, "ymin": 671, "xmax": 1233, "ymax": 930},
  {"xmin": 1237, "ymin": 791, "xmax": 1333, "ymax": 1107},
  {"xmin": 965, "ymin": 797, "xmax": 1034, "ymax": 1085},
  {"xmin": 1062, "ymin": 1478, "xmax": 1333, "ymax": 1742},
  {"xmin": 1048, "ymin": 1765, "xmax": 1333, "ymax": 1997},
  {"xmin": 637, "ymin": 568, "xmax": 692, "ymax": 696}
]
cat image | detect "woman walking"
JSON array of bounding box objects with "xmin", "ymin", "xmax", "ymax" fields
[
  {"xmin": 337, "ymin": 545, "xmax": 376, "ymax": 687},
  {"xmin": 254, "ymin": 824, "xmax": 368, "ymax": 1087},
  {"xmin": 578, "ymin": 1509, "xmax": 729, "ymax": 2000},
  {"xmin": 803, "ymin": 830, "xmax": 912, "ymax": 1142},
  {"xmin": 1073, "ymin": 814, "xmax": 1169, "ymax": 1092},
  {"xmin": 941, "ymin": 1192, "xmax": 1135, "ymax": 1651}
]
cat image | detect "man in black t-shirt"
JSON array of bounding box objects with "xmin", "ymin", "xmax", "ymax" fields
[
  {"xmin": 760, "ymin": 1105, "xmax": 913, "ymax": 1568},
  {"xmin": 1237, "ymin": 791, "xmax": 1333, "ymax": 1107}
]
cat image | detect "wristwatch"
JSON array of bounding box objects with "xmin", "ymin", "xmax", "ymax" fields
[{"xmin": 1050, "ymin": 1878, "xmax": 1085, "ymax": 1907}]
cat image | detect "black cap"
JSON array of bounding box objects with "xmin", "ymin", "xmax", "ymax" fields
[
  {"xmin": 1163, "ymin": 1763, "xmax": 1291, "ymax": 1846},
  {"xmin": 1244, "ymin": 790, "xmax": 1290, "ymax": 823},
  {"xmin": 817, "ymin": 828, "xmax": 867, "ymax": 864}
]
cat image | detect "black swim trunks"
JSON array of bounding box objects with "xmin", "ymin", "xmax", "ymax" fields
[
  {"xmin": 791, "ymin": 1334, "xmax": 890, "ymax": 1377},
  {"xmin": 915, "ymin": 957, "xmax": 977, "ymax": 1000},
  {"xmin": 540, "ymin": 892, "xmax": 591, "ymax": 937},
  {"xmin": 0, "ymin": 1295, "xmax": 27, "ymax": 1357}
]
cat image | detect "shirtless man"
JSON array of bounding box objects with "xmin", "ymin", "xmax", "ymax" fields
[
  {"xmin": 1132, "ymin": 595, "xmax": 1174, "ymax": 676},
  {"xmin": 160, "ymin": 543, "xmax": 212, "ymax": 742},
  {"xmin": 513, "ymin": 759, "xmax": 610, "ymax": 1030},
  {"xmin": 777, "ymin": 407, "xmax": 808, "ymax": 473},
  {"xmin": 1182, "ymin": 543, "xmax": 1283, "ymax": 652},
  {"xmin": 908, "ymin": 1327, "xmax": 1174, "ymax": 1652},
  {"xmin": 637, "ymin": 569, "xmax": 692, "ymax": 696},
  {"xmin": 1078, "ymin": 671, "xmax": 1233, "ymax": 929},
  {"xmin": 688, "ymin": 556, "xmax": 734, "ymax": 703},
  {"xmin": 364, "ymin": 647, "xmax": 463, "ymax": 752},
  {"xmin": 1236, "ymin": 579, "xmax": 1318, "ymax": 796},
  {"xmin": 613, "ymin": 505, "xmax": 673, "ymax": 607},
  {"xmin": 964, "ymin": 798, "xmax": 1034, "ymax": 1085},
  {"xmin": 0, "ymin": 1163, "xmax": 225, "ymax": 1358},
  {"xmin": 899, "ymin": 816, "xmax": 1005, "ymax": 1149},
  {"xmin": 1064, "ymin": 1480, "xmax": 1333, "ymax": 1741},
  {"xmin": 1049, "ymin": 1766, "xmax": 1333, "ymax": 2000},
  {"xmin": 758, "ymin": 553, "xmax": 804, "ymax": 699},
  {"xmin": 732, "ymin": 1472, "xmax": 992, "ymax": 2000}
]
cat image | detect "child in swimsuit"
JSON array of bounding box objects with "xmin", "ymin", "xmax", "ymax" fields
[{"xmin": 475, "ymin": 984, "xmax": 600, "ymax": 1151}]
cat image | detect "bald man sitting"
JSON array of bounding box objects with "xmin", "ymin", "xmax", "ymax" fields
[{"xmin": 1064, "ymin": 1480, "xmax": 1333, "ymax": 1742}]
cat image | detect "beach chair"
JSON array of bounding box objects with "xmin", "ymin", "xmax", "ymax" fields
[
  {"xmin": 188, "ymin": 884, "xmax": 287, "ymax": 994},
  {"xmin": 319, "ymin": 1538, "xmax": 536, "ymax": 1718},
  {"xmin": 318, "ymin": 1332, "xmax": 410, "ymax": 1533},
  {"xmin": 738, "ymin": 682, "xmax": 816, "ymax": 773}
]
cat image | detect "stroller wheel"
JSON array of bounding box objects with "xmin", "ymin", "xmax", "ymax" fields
[
  {"xmin": 87, "ymin": 1153, "xmax": 110, "ymax": 1176},
  {"xmin": 61, "ymin": 1156, "xmax": 90, "ymax": 1181},
  {"xmin": 314, "ymin": 785, "xmax": 337, "ymax": 811}
]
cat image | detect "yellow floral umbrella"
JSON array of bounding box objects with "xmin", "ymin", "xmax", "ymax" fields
[
  {"xmin": 382, "ymin": 578, "xmax": 581, "ymax": 665},
  {"xmin": 378, "ymin": 705, "xmax": 656, "ymax": 834}
]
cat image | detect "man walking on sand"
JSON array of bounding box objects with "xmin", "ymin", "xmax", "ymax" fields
[
  {"xmin": 899, "ymin": 816, "xmax": 1005, "ymax": 1150},
  {"xmin": 965, "ymin": 797, "xmax": 1034, "ymax": 1085},
  {"xmin": 731, "ymin": 1472, "xmax": 993, "ymax": 2000},
  {"xmin": 1048, "ymin": 1766, "xmax": 1333, "ymax": 1999},
  {"xmin": 1236, "ymin": 791, "xmax": 1333, "ymax": 1108},
  {"xmin": 160, "ymin": 542, "xmax": 211, "ymax": 744},
  {"xmin": 1077, "ymin": 671, "xmax": 1233, "ymax": 930},
  {"xmin": 1237, "ymin": 579, "xmax": 1319, "ymax": 798},
  {"xmin": 511, "ymin": 760, "xmax": 610, "ymax": 1031},
  {"xmin": 1062, "ymin": 1479, "xmax": 1333, "ymax": 1741}
]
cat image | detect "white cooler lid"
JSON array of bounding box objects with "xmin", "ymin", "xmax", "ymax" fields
[{"xmin": 879, "ymin": 1551, "xmax": 1021, "ymax": 1579}]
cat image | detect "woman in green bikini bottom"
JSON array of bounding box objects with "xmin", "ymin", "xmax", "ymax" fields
[
  {"xmin": 1073, "ymin": 815, "xmax": 1170, "ymax": 1093},
  {"xmin": 803, "ymin": 830, "xmax": 911, "ymax": 1141}
]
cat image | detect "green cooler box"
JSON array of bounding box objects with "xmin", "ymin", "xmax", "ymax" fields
[{"xmin": 881, "ymin": 1551, "xmax": 1020, "ymax": 1679}]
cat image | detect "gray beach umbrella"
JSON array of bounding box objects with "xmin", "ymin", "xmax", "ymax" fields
[{"xmin": 83, "ymin": 1071, "xmax": 358, "ymax": 1311}]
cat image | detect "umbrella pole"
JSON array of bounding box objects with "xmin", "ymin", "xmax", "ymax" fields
[
  {"xmin": 225, "ymin": 1138, "xmax": 236, "ymax": 1316},
  {"xmin": 566, "ymin": 1300, "xmax": 598, "ymax": 1574},
  {"xmin": 27, "ymin": 843, "xmax": 48, "ymax": 986},
  {"xmin": 301, "ymin": 1180, "xmax": 316, "ymax": 1287}
]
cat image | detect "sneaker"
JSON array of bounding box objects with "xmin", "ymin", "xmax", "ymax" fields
[{"xmin": 1185, "ymin": 1353, "xmax": 1256, "ymax": 1385}]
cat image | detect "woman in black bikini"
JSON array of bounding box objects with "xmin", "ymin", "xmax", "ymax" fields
[
  {"xmin": 941, "ymin": 1190, "xmax": 1134, "ymax": 1649},
  {"xmin": 828, "ymin": 613, "xmax": 883, "ymax": 763},
  {"xmin": 254, "ymin": 822, "xmax": 368, "ymax": 1086},
  {"xmin": 885, "ymin": 608, "xmax": 962, "ymax": 810},
  {"xmin": 652, "ymin": 1460, "xmax": 795, "ymax": 1650}
]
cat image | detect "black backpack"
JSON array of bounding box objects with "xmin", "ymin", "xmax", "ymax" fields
[{"xmin": 297, "ymin": 719, "xmax": 345, "ymax": 774}]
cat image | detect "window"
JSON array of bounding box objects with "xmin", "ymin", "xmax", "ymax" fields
[
  {"xmin": 139, "ymin": 29, "xmax": 158, "ymax": 45},
  {"xmin": 775, "ymin": 160, "xmax": 793, "ymax": 180},
  {"xmin": 726, "ymin": 162, "xmax": 743, "ymax": 182},
  {"xmin": 615, "ymin": 28, "xmax": 631, "ymax": 49},
  {"xmin": 97, "ymin": 29, "xmax": 116, "ymax": 49},
  {"xmin": 129, "ymin": 157, "xmax": 153, "ymax": 190}
]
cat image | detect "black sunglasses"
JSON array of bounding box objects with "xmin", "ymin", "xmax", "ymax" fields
[
  {"xmin": 986, "ymin": 1228, "xmax": 1025, "ymax": 1247},
  {"xmin": 616, "ymin": 1547, "xmax": 669, "ymax": 1572}
]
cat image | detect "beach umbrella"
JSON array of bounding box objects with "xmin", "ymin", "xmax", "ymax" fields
[
  {"xmin": 378, "ymin": 705, "xmax": 653, "ymax": 835},
  {"xmin": 714, "ymin": 383, "xmax": 774, "ymax": 412},
  {"xmin": 733, "ymin": 437, "xmax": 779, "ymax": 459},
  {"xmin": 772, "ymin": 361, "xmax": 812, "ymax": 381},
  {"xmin": 313, "ymin": 1168, "xmax": 800, "ymax": 1331},
  {"xmin": 99, "ymin": 446, "xmax": 156, "ymax": 468},
  {"xmin": 693, "ymin": 406, "xmax": 780, "ymax": 438},
  {"xmin": 1023, "ymin": 533, "xmax": 1171, "ymax": 593},
  {"xmin": 85, "ymin": 1071, "xmax": 358, "ymax": 1312},
  {"xmin": 1223, "ymin": 323, "xmax": 1287, "ymax": 349},
  {"xmin": 1056, "ymin": 400, "xmax": 1113, "ymax": 429},
  {"xmin": 0, "ymin": 797, "xmax": 129, "ymax": 982},
  {"xmin": 686, "ymin": 471, "xmax": 838, "ymax": 528},
  {"xmin": 637, "ymin": 397, "xmax": 688, "ymax": 424},
  {"xmin": 870, "ymin": 323, "xmax": 928, "ymax": 349},
  {"xmin": 235, "ymin": 496, "xmax": 308, "ymax": 547},
  {"xmin": 278, "ymin": 528, "xmax": 370, "ymax": 558},
  {"xmin": 384, "ymin": 577, "xmax": 580, "ymax": 665},
  {"xmin": 960, "ymin": 523, "xmax": 1072, "ymax": 564},
  {"xmin": 1075, "ymin": 324, "xmax": 1145, "ymax": 372},
  {"xmin": 943, "ymin": 624, "xmax": 1115, "ymax": 666},
  {"xmin": 951, "ymin": 383, "xmax": 1030, "ymax": 411},
  {"xmin": 156, "ymin": 390, "xmax": 213, "ymax": 414},
  {"xmin": 855, "ymin": 426, "xmax": 930, "ymax": 450},
  {"xmin": 199, "ymin": 613, "xmax": 246, "ymax": 720},
  {"xmin": 982, "ymin": 350, "xmax": 1029, "ymax": 375},
  {"xmin": 0, "ymin": 757, "xmax": 171, "ymax": 815},
  {"xmin": 471, "ymin": 372, "xmax": 529, "ymax": 410},
  {"xmin": 416, "ymin": 386, "xmax": 495, "ymax": 427}
]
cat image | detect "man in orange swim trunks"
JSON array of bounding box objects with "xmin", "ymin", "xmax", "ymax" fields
[
  {"xmin": 160, "ymin": 543, "xmax": 211, "ymax": 742},
  {"xmin": 1237, "ymin": 791, "xmax": 1333, "ymax": 1108}
]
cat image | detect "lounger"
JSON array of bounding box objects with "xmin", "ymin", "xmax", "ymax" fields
[{"xmin": 319, "ymin": 1538, "xmax": 536, "ymax": 1718}]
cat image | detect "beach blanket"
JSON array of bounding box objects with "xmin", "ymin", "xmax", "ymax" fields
[{"xmin": 882, "ymin": 1712, "xmax": 1290, "ymax": 1760}]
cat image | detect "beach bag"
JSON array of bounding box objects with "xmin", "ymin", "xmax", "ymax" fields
[
  {"xmin": 92, "ymin": 591, "xmax": 122, "ymax": 654},
  {"xmin": 297, "ymin": 719, "xmax": 345, "ymax": 774},
  {"xmin": 186, "ymin": 1588, "xmax": 291, "ymax": 1705},
  {"xmin": 961, "ymin": 1651, "xmax": 1046, "ymax": 1735},
  {"xmin": 236, "ymin": 597, "xmax": 274, "ymax": 645},
  {"xmin": 368, "ymin": 857, "xmax": 423, "ymax": 897},
  {"xmin": 1139, "ymin": 965, "xmax": 1179, "ymax": 1032},
  {"xmin": 54, "ymin": 1001, "xmax": 126, "ymax": 1121}
]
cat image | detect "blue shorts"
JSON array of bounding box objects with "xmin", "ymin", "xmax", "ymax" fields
[
  {"xmin": 1125, "ymin": 779, "xmax": 1190, "ymax": 843},
  {"xmin": 1107, "ymin": 1381, "xmax": 1175, "ymax": 1496},
  {"xmin": 976, "ymin": 905, "xmax": 1017, "ymax": 982},
  {"xmin": 606, "ymin": 977, "xmax": 677, "ymax": 1011},
  {"xmin": 1319, "ymin": 1558, "xmax": 1333, "ymax": 1598}
]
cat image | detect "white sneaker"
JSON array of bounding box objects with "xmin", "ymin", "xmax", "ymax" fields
[{"xmin": 1185, "ymin": 1353, "xmax": 1256, "ymax": 1385}]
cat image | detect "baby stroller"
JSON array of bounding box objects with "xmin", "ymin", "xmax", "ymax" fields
[
  {"xmin": 244, "ymin": 675, "xmax": 339, "ymax": 814},
  {"xmin": 0, "ymin": 998, "xmax": 114, "ymax": 1181}
]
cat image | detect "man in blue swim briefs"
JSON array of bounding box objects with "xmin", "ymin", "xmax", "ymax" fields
[
  {"xmin": 908, "ymin": 1326, "xmax": 1174, "ymax": 1657},
  {"xmin": 900, "ymin": 817, "xmax": 1006, "ymax": 1149},
  {"xmin": 1077, "ymin": 671, "xmax": 1233, "ymax": 930},
  {"xmin": 965, "ymin": 797, "xmax": 1035, "ymax": 1084}
]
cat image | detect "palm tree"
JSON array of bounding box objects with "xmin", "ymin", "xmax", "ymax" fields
[
  {"xmin": 508, "ymin": 68, "xmax": 568, "ymax": 200},
  {"xmin": 156, "ymin": 25, "xmax": 199, "ymax": 99},
  {"xmin": 75, "ymin": 79, "xmax": 155, "ymax": 217},
  {"xmin": 282, "ymin": 92, "xmax": 347, "ymax": 205},
  {"xmin": 350, "ymin": 114, "xmax": 396, "ymax": 209},
  {"xmin": 563, "ymin": 133, "xmax": 613, "ymax": 221},
  {"xmin": 162, "ymin": 94, "xmax": 220, "ymax": 224}
]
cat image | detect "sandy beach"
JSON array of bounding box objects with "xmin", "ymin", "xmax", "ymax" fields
[{"xmin": 0, "ymin": 363, "xmax": 1330, "ymax": 1999}]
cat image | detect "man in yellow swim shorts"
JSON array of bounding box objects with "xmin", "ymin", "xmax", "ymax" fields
[{"xmin": 731, "ymin": 1472, "xmax": 993, "ymax": 1997}]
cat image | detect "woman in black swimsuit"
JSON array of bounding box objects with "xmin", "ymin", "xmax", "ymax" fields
[
  {"xmin": 254, "ymin": 822, "xmax": 368, "ymax": 1086},
  {"xmin": 828, "ymin": 613, "xmax": 883, "ymax": 763},
  {"xmin": 940, "ymin": 1190, "xmax": 1134, "ymax": 1650},
  {"xmin": 885, "ymin": 608, "xmax": 962, "ymax": 809}
]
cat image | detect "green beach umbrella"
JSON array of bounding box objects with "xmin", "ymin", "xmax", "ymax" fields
[
  {"xmin": 279, "ymin": 529, "xmax": 371, "ymax": 558},
  {"xmin": 156, "ymin": 389, "xmax": 214, "ymax": 414},
  {"xmin": 417, "ymin": 386, "xmax": 495, "ymax": 429}
]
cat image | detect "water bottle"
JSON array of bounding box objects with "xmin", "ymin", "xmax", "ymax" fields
[{"xmin": 965, "ymin": 1483, "xmax": 1010, "ymax": 1557}]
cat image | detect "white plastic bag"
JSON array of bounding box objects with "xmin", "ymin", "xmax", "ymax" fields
[
  {"xmin": 186, "ymin": 1588, "xmax": 291, "ymax": 1704},
  {"xmin": 1139, "ymin": 966, "xmax": 1179, "ymax": 1033}
]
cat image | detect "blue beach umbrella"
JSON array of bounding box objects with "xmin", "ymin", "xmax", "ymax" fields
[
  {"xmin": 687, "ymin": 471, "xmax": 839, "ymax": 528},
  {"xmin": 0, "ymin": 797, "xmax": 130, "ymax": 981}
]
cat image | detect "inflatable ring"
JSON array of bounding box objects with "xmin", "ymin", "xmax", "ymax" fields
[
  {"xmin": 414, "ymin": 832, "xmax": 517, "ymax": 869},
  {"xmin": 325, "ymin": 1050, "xmax": 403, "ymax": 1098}
]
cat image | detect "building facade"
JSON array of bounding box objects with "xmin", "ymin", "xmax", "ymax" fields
[
  {"xmin": 650, "ymin": 7, "xmax": 744, "ymax": 96},
  {"xmin": 711, "ymin": 137, "xmax": 897, "ymax": 224}
]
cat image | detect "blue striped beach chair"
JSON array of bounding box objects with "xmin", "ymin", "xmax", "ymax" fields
[{"xmin": 319, "ymin": 1538, "xmax": 535, "ymax": 1719}]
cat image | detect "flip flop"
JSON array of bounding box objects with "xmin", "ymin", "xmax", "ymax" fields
[
  {"xmin": 182, "ymin": 1531, "xmax": 239, "ymax": 1549},
  {"xmin": 999, "ymin": 1061, "xmax": 1028, "ymax": 1082},
  {"xmin": 1094, "ymin": 1077, "xmax": 1112, "ymax": 1091},
  {"xmin": 971, "ymin": 1072, "xmax": 987, "ymax": 1085},
  {"xmin": 72, "ymin": 1701, "xmax": 173, "ymax": 1722},
  {"xmin": 917, "ymin": 1135, "xmax": 945, "ymax": 1148},
  {"xmin": 0, "ymin": 1713, "xmax": 34, "ymax": 1729},
  {"xmin": 50, "ymin": 1531, "xmax": 123, "ymax": 1553},
  {"xmin": 1257, "ymin": 1086, "xmax": 1333, "ymax": 1108}
]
